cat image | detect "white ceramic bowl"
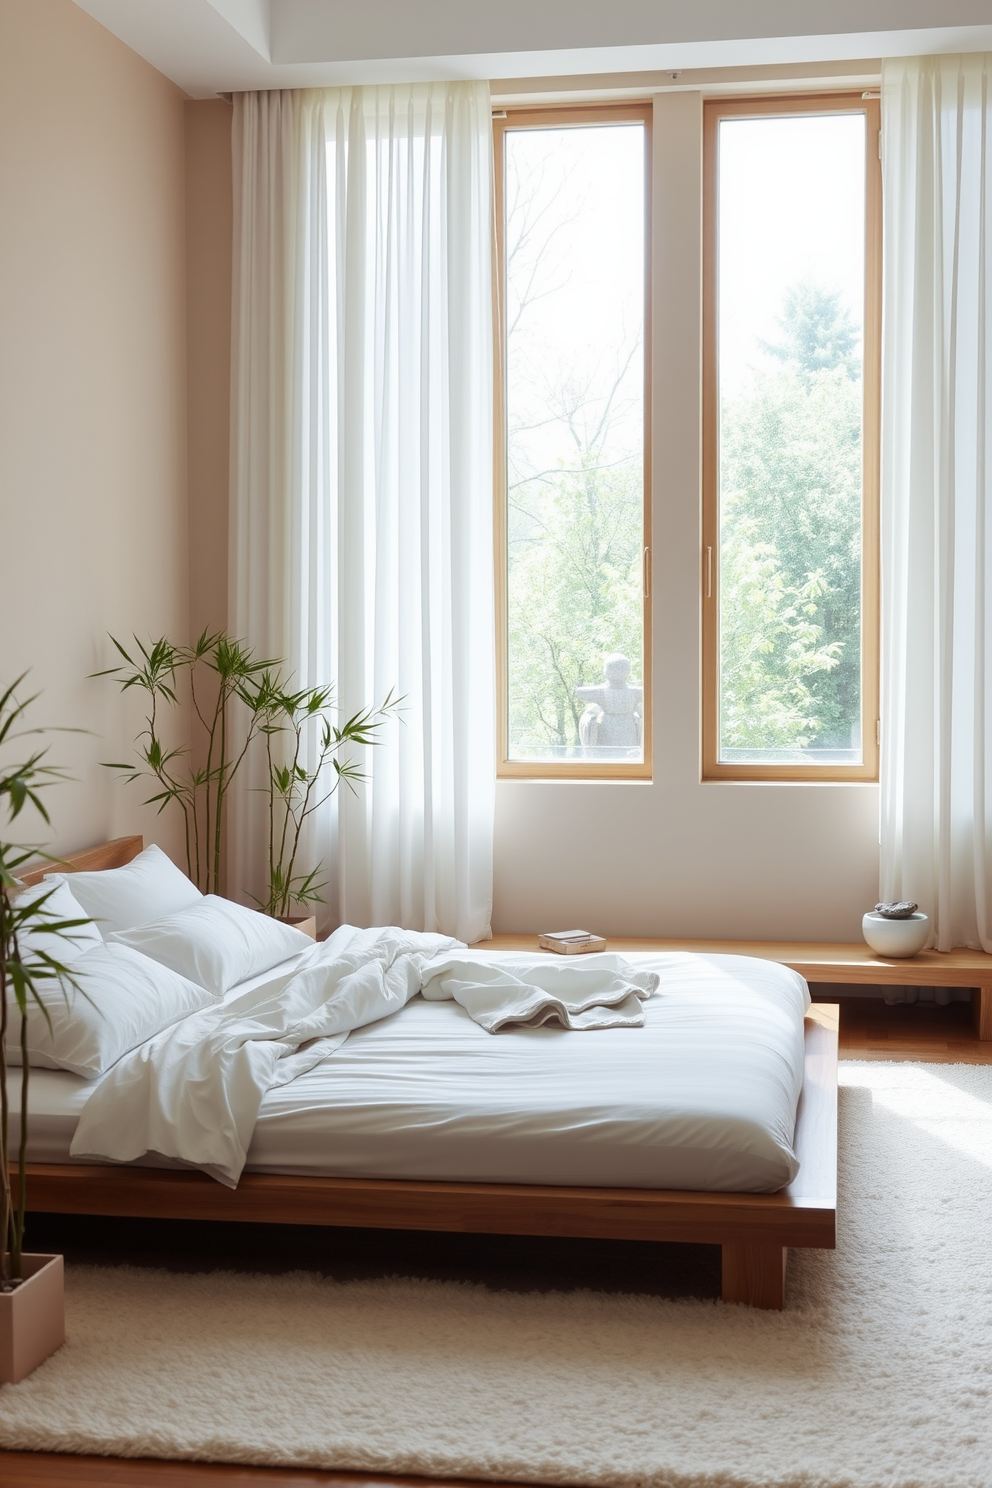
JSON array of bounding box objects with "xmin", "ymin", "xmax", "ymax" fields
[{"xmin": 862, "ymin": 911, "xmax": 930, "ymax": 958}]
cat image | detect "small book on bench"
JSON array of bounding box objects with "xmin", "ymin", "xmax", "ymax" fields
[{"xmin": 538, "ymin": 929, "xmax": 607, "ymax": 955}]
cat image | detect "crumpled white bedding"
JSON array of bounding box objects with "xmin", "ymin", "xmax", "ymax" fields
[
  {"xmin": 71, "ymin": 926, "xmax": 455, "ymax": 1187},
  {"xmin": 69, "ymin": 930, "xmax": 661, "ymax": 1187},
  {"xmin": 421, "ymin": 953, "xmax": 659, "ymax": 1031}
]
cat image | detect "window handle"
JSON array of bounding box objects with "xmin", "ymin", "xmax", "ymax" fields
[
  {"xmin": 643, "ymin": 546, "xmax": 651, "ymax": 599},
  {"xmin": 705, "ymin": 546, "xmax": 713, "ymax": 600}
]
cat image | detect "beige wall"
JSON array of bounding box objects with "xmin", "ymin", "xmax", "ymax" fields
[
  {"xmin": 185, "ymin": 99, "xmax": 233, "ymax": 642},
  {"xmin": 0, "ymin": 0, "xmax": 189, "ymax": 862}
]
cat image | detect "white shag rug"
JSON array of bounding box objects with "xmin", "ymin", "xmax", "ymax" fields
[{"xmin": 2, "ymin": 1062, "xmax": 992, "ymax": 1488}]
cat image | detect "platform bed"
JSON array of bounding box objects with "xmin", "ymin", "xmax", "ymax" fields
[{"xmin": 15, "ymin": 838, "xmax": 839, "ymax": 1310}]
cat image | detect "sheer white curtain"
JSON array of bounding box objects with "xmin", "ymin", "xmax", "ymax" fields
[
  {"xmin": 880, "ymin": 54, "xmax": 992, "ymax": 950},
  {"xmin": 229, "ymin": 84, "xmax": 494, "ymax": 943}
]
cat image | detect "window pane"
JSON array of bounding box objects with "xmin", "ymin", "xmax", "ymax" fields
[
  {"xmin": 717, "ymin": 114, "xmax": 865, "ymax": 765},
  {"xmin": 503, "ymin": 123, "xmax": 646, "ymax": 764}
]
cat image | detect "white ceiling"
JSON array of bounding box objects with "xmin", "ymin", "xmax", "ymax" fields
[{"xmin": 72, "ymin": 0, "xmax": 992, "ymax": 100}]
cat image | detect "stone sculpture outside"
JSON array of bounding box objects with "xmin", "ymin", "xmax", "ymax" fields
[{"xmin": 575, "ymin": 655, "xmax": 643, "ymax": 758}]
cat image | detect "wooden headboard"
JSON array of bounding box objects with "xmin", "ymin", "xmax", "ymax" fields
[{"xmin": 17, "ymin": 835, "xmax": 144, "ymax": 887}]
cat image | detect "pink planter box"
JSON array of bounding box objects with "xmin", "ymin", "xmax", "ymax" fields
[
  {"xmin": 0, "ymin": 1253, "xmax": 65, "ymax": 1384},
  {"xmin": 278, "ymin": 914, "xmax": 317, "ymax": 939}
]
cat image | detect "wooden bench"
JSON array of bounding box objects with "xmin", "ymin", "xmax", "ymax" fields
[
  {"xmin": 484, "ymin": 934, "xmax": 992, "ymax": 1040},
  {"xmin": 25, "ymin": 848, "xmax": 988, "ymax": 1036}
]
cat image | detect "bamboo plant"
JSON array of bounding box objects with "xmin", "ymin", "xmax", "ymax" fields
[
  {"xmin": 97, "ymin": 632, "xmax": 277, "ymax": 895},
  {"xmin": 255, "ymin": 680, "xmax": 399, "ymax": 917},
  {"xmin": 98, "ymin": 633, "xmax": 398, "ymax": 917},
  {"xmin": 0, "ymin": 680, "xmax": 90, "ymax": 1289}
]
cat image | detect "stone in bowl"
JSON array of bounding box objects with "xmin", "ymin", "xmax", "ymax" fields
[{"xmin": 862, "ymin": 910, "xmax": 930, "ymax": 958}]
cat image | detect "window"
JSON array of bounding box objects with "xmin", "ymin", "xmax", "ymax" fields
[
  {"xmin": 702, "ymin": 95, "xmax": 881, "ymax": 782},
  {"xmin": 494, "ymin": 106, "xmax": 651, "ymax": 779}
]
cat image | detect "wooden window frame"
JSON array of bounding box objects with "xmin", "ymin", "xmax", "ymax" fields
[
  {"xmin": 493, "ymin": 103, "xmax": 653, "ymax": 781},
  {"xmin": 701, "ymin": 93, "xmax": 881, "ymax": 783}
]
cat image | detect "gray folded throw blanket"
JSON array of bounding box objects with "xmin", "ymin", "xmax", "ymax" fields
[{"xmin": 419, "ymin": 953, "xmax": 658, "ymax": 1032}]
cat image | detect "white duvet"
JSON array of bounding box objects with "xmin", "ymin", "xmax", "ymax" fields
[
  {"xmin": 70, "ymin": 929, "xmax": 660, "ymax": 1187},
  {"xmin": 71, "ymin": 927, "xmax": 452, "ymax": 1185}
]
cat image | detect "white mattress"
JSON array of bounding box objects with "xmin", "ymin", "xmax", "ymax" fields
[{"xmin": 10, "ymin": 950, "xmax": 809, "ymax": 1194}]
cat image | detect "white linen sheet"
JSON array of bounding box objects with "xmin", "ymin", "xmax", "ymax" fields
[
  {"xmin": 420, "ymin": 953, "xmax": 659, "ymax": 1030},
  {"xmin": 14, "ymin": 948, "xmax": 810, "ymax": 1194}
]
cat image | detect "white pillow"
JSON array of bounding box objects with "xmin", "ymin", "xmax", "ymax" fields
[
  {"xmin": 108, "ymin": 895, "xmax": 314, "ymax": 996},
  {"xmin": 46, "ymin": 843, "xmax": 202, "ymax": 937},
  {"xmin": 13, "ymin": 879, "xmax": 102, "ymax": 965},
  {"xmin": 4, "ymin": 943, "xmax": 217, "ymax": 1077}
]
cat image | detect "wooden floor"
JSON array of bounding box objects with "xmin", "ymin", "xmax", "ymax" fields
[
  {"xmin": 3, "ymin": 995, "xmax": 990, "ymax": 1488},
  {"xmin": 832, "ymin": 992, "xmax": 992, "ymax": 1062}
]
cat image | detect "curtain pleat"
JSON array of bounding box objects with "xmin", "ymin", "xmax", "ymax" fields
[
  {"xmin": 880, "ymin": 54, "xmax": 992, "ymax": 949},
  {"xmin": 229, "ymin": 83, "xmax": 494, "ymax": 943}
]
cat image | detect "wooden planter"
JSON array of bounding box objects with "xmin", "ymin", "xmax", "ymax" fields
[{"xmin": 0, "ymin": 1253, "xmax": 65, "ymax": 1384}]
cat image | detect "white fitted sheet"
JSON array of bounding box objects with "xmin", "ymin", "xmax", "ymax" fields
[{"xmin": 10, "ymin": 950, "xmax": 809, "ymax": 1194}]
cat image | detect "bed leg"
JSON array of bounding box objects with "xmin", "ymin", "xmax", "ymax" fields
[{"xmin": 721, "ymin": 1244, "xmax": 787, "ymax": 1309}]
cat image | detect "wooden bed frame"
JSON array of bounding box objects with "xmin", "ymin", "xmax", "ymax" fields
[{"xmin": 14, "ymin": 836, "xmax": 838, "ymax": 1310}]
